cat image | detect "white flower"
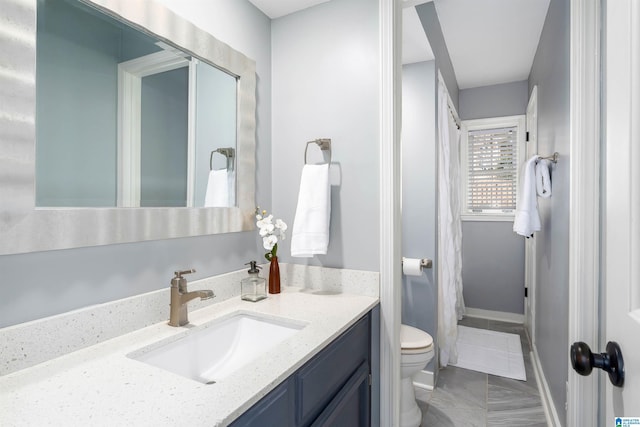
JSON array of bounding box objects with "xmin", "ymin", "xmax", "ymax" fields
[
  {"xmin": 275, "ymin": 219, "xmax": 287, "ymax": 232},
  {"xmin": 259, "ymin": 223, "xmax": 274, "ymax": 236},
  {"xmin": 256, "ymin": 209, "xmax": 287, "ymax": 257},
  {"xmin": 263, "ymin": 235, "xmax": 278, "ymax": 250},
  {"xmin": 256, "ymin": 215, "xmax": 274, "ymax": 229}
]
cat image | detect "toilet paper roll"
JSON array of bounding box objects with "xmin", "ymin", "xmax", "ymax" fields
[{"xmin": 402, "ymin": 258, "xmax": 423, "ymax": 276}]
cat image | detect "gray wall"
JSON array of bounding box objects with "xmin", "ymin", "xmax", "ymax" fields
[
  {"xmin": 0, "ymin": 0, "xmax": 272, "ymax": 328},
  {"xmin": 271, "ymin": 0, "xmax": 380, "ymax": 271},
  {"xmin": 461, "ymin": 222, "xmax": 524, "ymax": 313},
  {"xmin": 403, "ymin": 4, "xmax": 457, "ymax": 374},
  {"xmin": 35, "ymin": 0, "xmax": 159, "ymax": 207},
  {"xmin": 458, "ymin": 81, "xmax": 528, "ymax": 315},
  {"xmin": 401, "ymin": 61, "xmax": 438, "ymax": 370},
  {"xmin": 459, "ymin": 80, "xmax": 529, "ymax": 120},
  {"xmin": 415, "ymin": 2, "xmax": 459, "ymax": 112},
  {"xmin": 140, "ymin": 68, "xmax": 188, "ymax": 207},
  {"xmin": 528, "ymin": 0, "xmax": 570, "ymax": 422}
]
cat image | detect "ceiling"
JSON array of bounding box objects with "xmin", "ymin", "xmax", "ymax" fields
[
  {"xmin": 247, "ymin": 0, "xmax": 550, "ymax": 89},
  {"xmin": 433, "ymin": 0, "xmax": 550, "ymax": 89},
  {"xmin": 247, "ymin": 0, "xmax": 331, "ymax": 19}
]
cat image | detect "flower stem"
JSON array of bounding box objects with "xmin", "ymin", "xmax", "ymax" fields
[{"xmin": 265, "ymin": 243, "xmax": 278, "ymax": 261}]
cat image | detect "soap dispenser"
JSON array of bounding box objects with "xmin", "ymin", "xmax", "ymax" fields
[{"xmin": 241, "ymin": 261, "xmax": 267, "ymax": 302}]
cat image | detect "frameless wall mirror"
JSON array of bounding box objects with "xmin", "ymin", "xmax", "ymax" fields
[{"xmin": 0, "ymin": 0, "xmax": 256, "ymax": 254}]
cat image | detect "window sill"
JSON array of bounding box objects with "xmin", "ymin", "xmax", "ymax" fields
[{"xmin": 461, "ymin": 215, "xmax": 514, "ymax": 222}]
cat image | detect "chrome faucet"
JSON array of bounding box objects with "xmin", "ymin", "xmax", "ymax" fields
[{"xmin": 169, "ymin": 269, "xmax": 215, "ymax": 327}]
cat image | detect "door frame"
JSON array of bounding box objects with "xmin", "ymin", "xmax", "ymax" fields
[
  {"xmin": 117, "ymin": 51, "xmax": 195, "ymax": 207},
  {"xmin": 379, "ymin": 0, "xmax": 402, "ymax": 426},
  {"xmin": 524, "ymin": 85, "xmax": 538, "ymax": 345},
  {"xmin": 567, "ymin": 0, "xmax": 601, "ymax": 425}
]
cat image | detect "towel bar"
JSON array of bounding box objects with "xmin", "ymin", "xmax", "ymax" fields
[
  {"xmin": 304, "ymin": 138, "xmax": 332, "ymax": 165},
  {"xmin": 538, "ymin": 152, "xmax": 559, "ymax": 163}
]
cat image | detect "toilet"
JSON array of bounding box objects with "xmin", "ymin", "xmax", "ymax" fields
[{"xmin": 400, "ymin": 324, "xmax": 434, "ymax": 427}]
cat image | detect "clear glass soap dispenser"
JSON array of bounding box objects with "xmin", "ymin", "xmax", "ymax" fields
[{"xmin": 241, "ymin": 261, "xmax": 267, "ymax": 302}]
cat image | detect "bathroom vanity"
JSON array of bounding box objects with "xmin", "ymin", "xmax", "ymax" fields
[
  {"xmin": 232, "ymin": 311, "xmax": 372, "ymax": 426},
  {"xmin": 0, "ymin": 286, "xmax": 378, "ymax": 426}
]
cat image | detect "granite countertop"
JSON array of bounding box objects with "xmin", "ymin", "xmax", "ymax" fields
[{"xmin": 0, "ymin": 288, "xmax": 378, "ymax": 426}]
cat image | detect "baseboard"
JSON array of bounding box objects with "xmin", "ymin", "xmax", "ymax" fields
[
  {"xmin": 412, "ymin": 369, "xmax": 434, "ymax": 390},
  {"xmin": 531, "ymin": 346, "xmax": 562, "ymax": 427},
  {"xmin": 464, "ymin": 307, "xmax": 524, "ymax": 324}
]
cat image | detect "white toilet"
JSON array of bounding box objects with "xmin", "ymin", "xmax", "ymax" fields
[{"xmin": 400, "ymin": 324, "xmax": 434, "ymax": 427}]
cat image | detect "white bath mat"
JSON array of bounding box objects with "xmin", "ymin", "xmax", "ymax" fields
[{"xmin": 450, "ymin": 325, "xmax": 526, "ymax": 381}]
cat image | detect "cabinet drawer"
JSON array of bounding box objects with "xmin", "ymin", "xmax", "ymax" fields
[{"xmin": 296, "ymin": 315, "xmax": 370, "ymax": 426}]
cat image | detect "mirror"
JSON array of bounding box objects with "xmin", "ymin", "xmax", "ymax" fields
[
  {"xmin": 0, "ymin": 0, "xmax": 256, "ymax": 254},
  {"xmin": 36, "ymin": 0, "xmax": 237, "ymax": 208}
]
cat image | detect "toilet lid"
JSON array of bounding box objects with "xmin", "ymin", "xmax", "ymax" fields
[{"xmin": 400, "ymin": 324, "xmax": 433, "ymax": 350}]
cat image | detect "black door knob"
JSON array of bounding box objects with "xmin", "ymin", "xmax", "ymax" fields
[{"xmin": 570, "ymin": 341, "xmax": 625, "ymax": 387}]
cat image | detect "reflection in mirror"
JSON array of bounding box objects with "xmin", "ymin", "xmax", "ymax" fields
[
  {"xmin": 36, "ymin": 0, "xmax": 237, "ymax": 208},
  {"xmin": 1, "ymin": 0, "xmax": 255, "ymax": 255}
]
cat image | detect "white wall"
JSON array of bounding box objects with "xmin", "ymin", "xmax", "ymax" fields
[
  {"xmin": 270, "ymin": 0, "xmax": 380, "ymax": 271},
  {"xmin": 0, "ymin": 0, "xmax": 271, "ymax": 328}
]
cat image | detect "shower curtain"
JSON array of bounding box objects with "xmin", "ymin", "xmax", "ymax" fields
[{"xmin": 437, "ymin": 79, "xmax": 465, "ymax": 367}]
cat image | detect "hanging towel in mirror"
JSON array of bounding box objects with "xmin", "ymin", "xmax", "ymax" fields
[
  {"xmin": 535, "ymin": 159, "xmax": 552, "ymax": 198},
  {"xmin": 513, "ymin": 155, "xmax": 541, "ymax": 237},
  {"xmin": 204, "ymin": 169, "xmax": 233, "ymax": 207},
  {"xmin": 291, "ymin": 164, "xmax": 331, "ymax": 257}
]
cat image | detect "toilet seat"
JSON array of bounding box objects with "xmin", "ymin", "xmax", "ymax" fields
[{"xmin": 401, "ymin": 324, "xmax": 433, "ymax": 354}]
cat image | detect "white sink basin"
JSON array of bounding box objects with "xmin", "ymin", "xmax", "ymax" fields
[{"xmin": 129, "ymin": 312, "xmax": 306, "ymax": 384}]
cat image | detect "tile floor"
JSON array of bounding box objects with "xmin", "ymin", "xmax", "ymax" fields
[{"xmin": 415, "ymin": 317, "xmax": 548, "ymax": 427}]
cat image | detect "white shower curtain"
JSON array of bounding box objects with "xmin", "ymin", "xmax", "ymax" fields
[{"xmin": 437, "ymin": 79, "xmax": 465, "ymax": 367}]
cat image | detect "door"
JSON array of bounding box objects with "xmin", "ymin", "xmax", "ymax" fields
[
  {"xmin": 603, "ymin": 0, "xmax": 640, "ymax": 420},
  {"xmin": 524, "ymin": 86, "xmax": 538, "ymax": 344}
]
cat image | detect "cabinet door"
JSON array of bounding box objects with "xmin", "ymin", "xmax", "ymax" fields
[
  {"xmin": 296, "ymin": 315, "xmax": 370, "ymax": 426},
  {"xmin": 310, "ymin": 362, "xmax": 370, "ymax": 427},
  {"xmin": 230, "ymin": 378, "xmax": 295, "ymax": 427}
]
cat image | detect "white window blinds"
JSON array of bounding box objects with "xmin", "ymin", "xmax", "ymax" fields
[{"xmin": 466, "ymin": 125, "xmax": 518, "ymax": 213}]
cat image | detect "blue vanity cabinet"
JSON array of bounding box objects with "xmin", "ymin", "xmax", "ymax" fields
[{"xmin": 231, "ymin": 311, "xmax": 372, "ymax": 427}]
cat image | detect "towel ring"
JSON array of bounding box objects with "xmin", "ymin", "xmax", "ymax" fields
[
  {"xmin": 304, "ymin": 138, "xmax": 332, "ymax": 165},
  {"xmin": 210, "ymin": 147, "xmax": 235, "ymax": 171}
]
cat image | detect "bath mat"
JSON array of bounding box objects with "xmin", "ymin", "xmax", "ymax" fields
[{"xmin": 450, "ymin": 325, "xmax": 526, "ymax": 381}]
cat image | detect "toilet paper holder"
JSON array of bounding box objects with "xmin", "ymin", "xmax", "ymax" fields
[{"xmin": 401, "ymin": 258, "xmax": 432, "ymax": 269}]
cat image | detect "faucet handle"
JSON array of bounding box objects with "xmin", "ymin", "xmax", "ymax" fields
[
  {"xmin": 174, "ymin": 269, "xmax": 196, "ymax": 278},
  {"xmin": 171, "ymin": 269, "xmax": 196, "ymax": 291}
]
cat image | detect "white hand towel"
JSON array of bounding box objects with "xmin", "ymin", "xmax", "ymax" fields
[
  {"xmin": 227, "ymin": 169, "xmax": 236, "ymax": 207},
  {"xmin": 204, "ymin": 169, "xmax": 230, "ymax": 207},
  {"xmin": 291, "ymin": 164, "xmax": 331, "ymax": 257},
  {"xmin": 513, "ymin": 155, "xmax": 541, "ymax": 237},
  {"xmin": 535, "ymin": 159, "xmax": 552, "ymax": 198}
]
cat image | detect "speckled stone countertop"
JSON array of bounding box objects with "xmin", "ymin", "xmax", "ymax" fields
[{"xmin": 0, "ymin": 287, "xmax": 378, "ymax": 426}]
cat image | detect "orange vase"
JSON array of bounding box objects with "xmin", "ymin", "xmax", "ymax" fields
[{"xmin": 268, "ymin": 256, "xmax": 281, "ymax": 294}]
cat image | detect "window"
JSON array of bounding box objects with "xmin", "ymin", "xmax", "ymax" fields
[{"xmin": 460, "ymin": 115, "xmax": 526, "ymax": 220}]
